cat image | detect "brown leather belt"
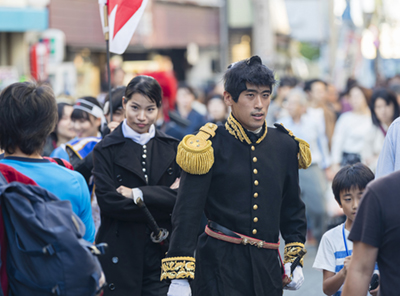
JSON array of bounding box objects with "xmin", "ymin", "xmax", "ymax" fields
[{"xmin": 205, "ymin": 224, "xmax": 280, "ymax": 250}]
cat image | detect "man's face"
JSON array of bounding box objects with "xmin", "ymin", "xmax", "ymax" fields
[
  {"xmin": 224, "ymin": 83, "xmax": 271, "ymax": 131},
  {"xmin": 286, "ymin": 94, "xmax": 305, "ymax": 119},
  {"xmin": 309, "ymin": 82, "xmax": 327, "ymax": 104}
]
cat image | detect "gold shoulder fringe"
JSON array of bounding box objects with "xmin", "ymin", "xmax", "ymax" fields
[
  {"xmin": 284, "ymin": 242, "xmax": 306, "ymax": 267},
  {"xmin": 176, "ymin": 123, "xmax": 218, "ymax": 175},
  {"xmin": 278, "ymin": 123, "xmax": 312, "ymax": 169},
  {"xmin": 160, "ymin": 256, "xmax": 196, "ymax": 281}
]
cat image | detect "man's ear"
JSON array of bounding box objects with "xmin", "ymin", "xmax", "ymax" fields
[
  {"xmin": 223, "ymin": 91, "xmax": 234, "ymax": 107},
  {"xmin": 122, "ymin": 96, "xmax": 127, "ymax": 109}
]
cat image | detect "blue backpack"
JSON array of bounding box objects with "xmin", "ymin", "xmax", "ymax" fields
[{"xmin": 0, "ymin": 174, "xmax": 105, "ymax": 296}]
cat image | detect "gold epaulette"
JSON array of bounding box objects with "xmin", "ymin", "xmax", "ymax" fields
[
  {"xmin": 274, "ymin": 123, "xmax": 312, "ymax": 169},
  {"xmin": 160, "ymin": 256, "xmax": 196, "ymax": 281},
  {"xmin": 284, "ymin": 242, "xmax": 306, "ymax": 267},
  {"xmin": 176, "ymin": 123, "xmax": 218, "ymax": 175}
]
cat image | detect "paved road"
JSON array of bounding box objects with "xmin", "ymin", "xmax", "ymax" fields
[{"xmin": 281, "ymin": 242, "xmax": 324, "ymax": 296}]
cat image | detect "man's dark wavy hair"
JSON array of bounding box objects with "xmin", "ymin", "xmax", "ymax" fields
[
  {"xmin": 0, "ymin": 82, "xmax": 57, "ymax": 155},
  {"xmin": 224, "ymin": 56, "xmax": 276, "ymax": 102}
]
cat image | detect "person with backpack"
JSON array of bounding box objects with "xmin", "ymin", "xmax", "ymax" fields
[
  {"xmin": 0, "ymin": 163, "xmax": 106, "ymax": 296},
  {"xmin": 0, "ymin": 82, "xmax": 95, "ymax": 243}
]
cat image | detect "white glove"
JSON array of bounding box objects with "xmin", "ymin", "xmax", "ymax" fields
[
  {"xmin": 131, "ymin": 188, "xmax": 143, "ymax": 204},
  {"xmin": 167, "ymin": 279, "xmax": 192, "ymax": 296},
  {"xmin": 283, "ymin": 262, "xmax": 304, "ymax": 290}
]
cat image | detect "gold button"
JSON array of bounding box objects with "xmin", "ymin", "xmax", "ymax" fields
[
  {"xmin": 253, "ymin": 169, "xmax": 258, "ymax": 174},
  {"xmin": 253, "ymin": 217, "xmax": 258, "ymax": 223},
  {"xmin": 251, "ymin": 146, "xmax": 255, "ymax": 151},
  {"xmin": 254, "ymin": 180, "xmax": 259, "ymax": 186},
  {"xmin": 252, "ymin": 229, "xmax": 257, "ymax": 235},
  {"xmin": 253, "ymin": 157, "xmax": 257, "ymax": 163},
  {"xmin": 253, "ymin": 204, "xmax": 258, "ymax": 210},
  {"xmin": 254, "ymin": 193, "xmax": 258, "ymax": 198}
]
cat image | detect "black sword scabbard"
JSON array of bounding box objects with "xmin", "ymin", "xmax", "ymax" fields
[{"xmin": 290, "ymin": 248, "xmax": 307, "ymax": 275}]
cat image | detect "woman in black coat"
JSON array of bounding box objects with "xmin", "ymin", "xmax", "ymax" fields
[{"xmin": 93, "ymin": 76, "xmax": 180, "ymax": 296}]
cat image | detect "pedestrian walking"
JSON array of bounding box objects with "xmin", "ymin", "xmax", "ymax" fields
[
  {"xmin": 313, "ymin": 163, "xmax": 378, "ymax": 296},
  {"xmin": 93, "ymin": 75, "xmax": 181, "ymax": 295},
  {"xmin": 162, "ymin": 56, "xmax": 310, "ymax": 296},
  {"xmin": 342, "ymin": 169, "xmax": 400, "ymax": 296}
]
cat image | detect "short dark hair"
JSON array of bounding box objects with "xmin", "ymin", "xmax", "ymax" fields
[
  {"xmin": 303, "ymin": 79, "xmax": 327, "ymax": 92},
  {"xmin": 125, "ymin": 75, "xmax": 162, "ymax": 107},
  {"xmin": 279, "ymin": 76, "xmax": 298, "ymax": 88},
  {"xmin": 71, "ymin": 96, "xmax": 102, "ymax": 122},
  {"xmin": 332, "ymin": 163, "xmax": 374, "ymax": 205},
  {"xmin": 177, "ymin": 82, "xmax": 197, "ymax": 99},
  {"xmin": 104, "ymin": 86, "xmax": 126, "ymax": 115},
  {"xmin": 370, "ymin": 88, "xmax": 399, "ymax": 126},
  {"xmin": 0, "ymin": 82, "xmax": 57, "ymax": 155},
  {"xmin": 224, "ymin": 56, "xmax": 276, "ymax": 102}
]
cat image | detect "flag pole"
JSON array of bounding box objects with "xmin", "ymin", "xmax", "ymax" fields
[{"xmin": 103, "ymin": 3, "xmax": 113, "ymax": 122}]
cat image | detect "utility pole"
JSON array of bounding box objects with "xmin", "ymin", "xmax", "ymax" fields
[
  {"xmin": 219, "ymin": 0, "xmax": 229, "ymax": 71},
  {"xmin": 252, "ymin": 0, "xmax": 275, "ymax": 66}
]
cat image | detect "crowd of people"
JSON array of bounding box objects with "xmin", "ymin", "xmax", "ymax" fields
[{"xmin": 0, "ymin": 56, "xmax": 400, "ymax": 296}]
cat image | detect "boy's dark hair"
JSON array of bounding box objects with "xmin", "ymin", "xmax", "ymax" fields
[
  {"xmin": 104, "ymin": 86, "xmax": 126, "ymax": 115},
  {"xmin": 332, "ymin": 163, "xmax": 375, "ymax": 205},
  {"xmin": 303, "ymin": 79, "xmax": 327, "ymax": 93},
  {"xmin": 0, "ymin": 82, "xmax": 57, "ymax": 155},
  {"xmin": 370, "ymin": 88, "xmax": 399, "ymax": 127},
  {"xmin": 125, "ymin": 75, "xmax": 162, "ymax": 107},
  {"xmin": 71, "ymin": 96, "xmax": 102, "ymax": 122},
  {"xmin": 224, "ymin": 56, "xmax": 276, "ymax": 102}
]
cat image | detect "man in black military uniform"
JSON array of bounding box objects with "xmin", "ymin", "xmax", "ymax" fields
[{"xmin": 161, "ymin": 56, "xmax": 310, "ymax": 296}]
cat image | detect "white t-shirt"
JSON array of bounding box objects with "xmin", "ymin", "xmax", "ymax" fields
[
  {"xmin": 313, "ymin": 223, "xmax": 376, "ymax": 296},
  {"xmin": 313, "ymin": 223, "xmax": 351, "ymax": 295},
  {"xmin": 331, "ymin": 112, "xmax": 373, "ymax": 165}
]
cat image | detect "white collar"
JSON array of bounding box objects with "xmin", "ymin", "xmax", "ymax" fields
[{"xmin": 122, "ymin": 119, "xmax": 155, "ymax": 145}]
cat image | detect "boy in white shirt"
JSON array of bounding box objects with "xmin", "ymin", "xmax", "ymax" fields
[{"xmin": 313, "ymin": 163, "xmax": 378, "ymax": 296}]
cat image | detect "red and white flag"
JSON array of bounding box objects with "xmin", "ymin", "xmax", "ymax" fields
[{"xmin": 99, "ymin": 0, "xmax": 148, "ymax": 54}]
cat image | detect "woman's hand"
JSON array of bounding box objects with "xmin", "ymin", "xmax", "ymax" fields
[
  {"xmin": 108, "ymin": 121, "xmax": 120, "ymax": 133},
  {"xmin": 116, "ymin": 186, "xmax": 133, "ymax": 199},
  {"xmin": 170, "ymin": 178, "xmax": 180, "ymax": 189}
]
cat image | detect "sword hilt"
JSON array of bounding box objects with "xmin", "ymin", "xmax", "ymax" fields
[{"xmin": 290, "ymin": 248, "xmax": 307, "ymax": 275}]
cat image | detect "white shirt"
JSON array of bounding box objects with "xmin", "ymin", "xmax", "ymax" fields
[
  {"xmin": 122, "ymin": 119, "xmax": 155, "ymax": 146},
  {"xmin": 313, "ymin": 223, "xmax": 351, "ymax": 296},
  {"xmin": 280, "ymin": 112, "xmax": 331, "ymax": 169},
  {"xmin": 331, "ymin": 112, "xmax": 373, "ymax": 165},
  {"xmin": 361, "ymin": 125, "xmax": 386, "ymax": 172}
]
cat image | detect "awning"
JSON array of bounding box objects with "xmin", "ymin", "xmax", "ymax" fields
[{"xmin": 0, "ymin": 7, "xmax": 48, "ymax": 32}]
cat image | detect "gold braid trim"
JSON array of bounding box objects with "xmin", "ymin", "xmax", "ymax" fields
[
  {"xmin": 256, "ymin": 124, "xmax": 268, "ymax": 144},
  {"xmin": 227, "ymin": 114, "xmax": 252, "ymax": 144},
  {"xmin": 278, "ymin": 123, "xmax": 312, "ymax": 169},
  {"xmin": 225, "ymin": 121, "xmax": 239, "ymax": 140},
  {"xmin": 284, "ymin": 242, "xmax": 306, "ymax": 267},
  {"xmin": 225, "ymin": 113, "xmax": 268, "ymax": 145},
  {"xmin": 176, "ymin": 123, "xmax": 217, "ymax": 175},
  {"xmin": 160, "ymin": 256, "xmax": 196, "ymax": 281}
]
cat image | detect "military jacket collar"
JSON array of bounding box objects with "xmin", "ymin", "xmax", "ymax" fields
[
  {"xmin": 225, "ymin": 113, "xmax": 268, "ymax": 145},
  {"xmin": 101, "ymin": 123, "xmax": 178, "ymax": 184}
]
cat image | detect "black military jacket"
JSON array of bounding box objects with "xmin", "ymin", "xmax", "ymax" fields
[
  {"xmin": 163, "ymin": 118, "xmax": 306, "ymax": 296},
  {"xmin": 93, "ymin": 123, "xmax": 180, "ymax": 295}
]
